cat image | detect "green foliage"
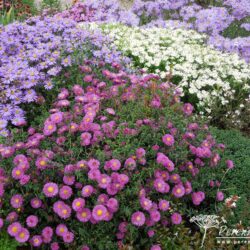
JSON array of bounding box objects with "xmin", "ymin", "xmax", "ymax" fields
[
  {"xmin": 211, "ymin": 127, "xmax": 250, "ymax": 226},
  {"xmin": 0, "ymin": 7, "xmax": 15, "ymax": 25},
  {"xmin": 0, "ymin": 232, "xmax": 19, "ymax": 250}
]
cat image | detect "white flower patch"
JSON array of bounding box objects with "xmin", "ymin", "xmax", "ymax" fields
[{"xmin": 82, "ymin": 23, "xmax": 250, "ymax": 122}]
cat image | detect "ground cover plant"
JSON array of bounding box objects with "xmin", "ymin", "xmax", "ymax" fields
[
  {"xmin": 0, "ymin": 16, "xmax": 129, "ymax": 136},
  {"xmin": 0, "ymin": 58, "xmax": 237, "ymax": 249}
]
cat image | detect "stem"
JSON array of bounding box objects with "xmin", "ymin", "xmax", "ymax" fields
[{"xmin": 201, "ymin": 228, "xmax": 207, "ymax": 248}]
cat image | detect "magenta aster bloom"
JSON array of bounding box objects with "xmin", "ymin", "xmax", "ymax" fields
[
  {"xmin": 50, "ymin": 112, "xmax": 63, "ymax": 124},
  {"xmin": 97, "ymin": 194, "xmax": 109, "ymax": 204},
  {"xmin": 63, "ymin": 231, "xmax": 74, "ymax": 243},
  {"xmin": 26, "ymin": 215, "xmax": 38, "ymax": 228},
  {"xmin": 56, "ymin": 224, "xmax": 68, "ymax": 237},
  {"xmin": 81, "ymin": 185, "xmax": 94, "ymax": 197},
  {"xmin": 109, "ymin": 159, "xmax": 121, "ymax": 171},
  {"xmin": 63, "ymin": 175, "xmax": 75, "ymax": 186},
  {"xmin": 43, "ymin": 122, "xmax": 57, "ymax": 136},
  {"xmin": 140, "ymin": 197, "xmax": 153, "ymax": 211},
  {"xmin": 162, "ymin": 134, "xmax": 175, "ymax": 146},
  {"xmin": 147, "ymin": 230, "xmax": 155, "ymax": 237},
  {"xmin": 150, "ymin": 210, "xmax": 161, "ymax": 222},
  {"xmin": 154, "ymin": 178, "xmax": 166, "ymax": 193},
  {"xmin": 57, "ymin": 204, "xmax": 72, "ymax": 219},
  {"xmin": 7, "ymin": 222, "xmax": 22, "ymax": 236},
  {"xmin": 72, "ymin": 198, "xmax": 85, "ymax": 212},
  {"xmin": 216, "ymin": 191, "xmax": 224, "ymax": 201},
  {"xmin": 31, "ymin": 235, "xmax": 43, "ymax": 247},
  {"xmin": 87, "ymin": 159, "xmax": 100, "ymax": 170},
  {"xmin": 124, "ymin": 157, "xmax": 136, "ymax": 170},
  {"xmin": 106, "ymin": 198, "xmax": 119, "ymax": 212},
  {"xmin": 192, "ymin": 191, "xmax": 205, "ymax": 205},
  {"xmin": 42, "ymin": 227, "xmax": 54, "ymax": 240},
  {"xmin": 131, "ymin": 211, "xmax": 146, "ymax": 227},
  {"xmin": 51, "ymin": 242, "xmax": 60, "ymax": 250},
  {"xmin": 151, "ymin": 245, "xmax": 161, "ymax": 250},
  {"xmin": 158, "ymin": 200, "xmax": 170, "ymax": 211},
  {"xmin": 0, "ymin": 218, "xmax": 3, "ymax": 229},
  {"xmin": 183, "ymin": 103, "xmax": 194, "ymax": 116},
  {"xmin": 92, "ymin": 205, "xmax": 107, "ymax": 221},
  {"xmin": 76, "ymin": 208, "xmax": 91, "ymax": 223},
  {"xmin": 12, "ymin": 167, "xmax": 24, "ymax": 180},
  {"xmin": 35, "ymin": 157, "xmax": 49, "ymax": 170},
  {"xmin": 118, "ymin": 222, "xmax": 128, "ymax": 233},
  {"xmin": 10, "ymin": 194, "xmax": 23, "ymax": 208},
  {"xmin": 15, "ymin": 228, "xmax": 30, "ymax": 243},
  {"xmin": 43, "ymin": 182, "xmax": 58, "ymax": 197},
  {"xmin": 172, "ymin": 184, "xmax": 185, "ymax": 198},
  {"xmin": 59, "ymin": 185, "xmax": 73, "ymax": 200},
  {"xmin": 170, "ymin": 174, "xmax": 181, "ymax": 184},
  {"xmin": 30, "ymin": 198, "xmax": 42, "ymax": 209},
  {"xmin": 171, "ymin": 212, "xmax": 182, "ymax": 225},
  {"xmin": 226, "ymin": 160, "xmax": 234, "ymax": 169}
]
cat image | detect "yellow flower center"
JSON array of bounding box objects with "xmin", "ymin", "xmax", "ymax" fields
[
  {"xmin": 97, "ymin": 209, "xmax": 103, "ymax": 216},
  {"xmin": 47, "ymin": 187, "xmax": 54, "ymax": 193}
]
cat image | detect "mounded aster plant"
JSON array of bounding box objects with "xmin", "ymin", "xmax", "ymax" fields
[
  {"xmin": 0, "ymin": 56, "xmax": 234, "ymax": 249},
  {"xmin": 84, "ymin": 23, "xmax": 250, "ymax": 129}
]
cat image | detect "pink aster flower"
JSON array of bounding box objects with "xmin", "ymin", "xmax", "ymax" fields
[
  {"xmin": 10, "ymin": 194, "xmax": 23, "ymax": 208},
  {"xmin": 154, "ymin": 178, "xmax": 166, "ymax": 193},
  {"xmin": 12, "ymin": 167, "xmax": 24, "ymax": 180},
  {"xmin": 158, "ymin": 200, "xmax": 170, "ymax": 211},
  {"xmin": 42, "ymin": 226, "xmax": 53, "ymax": 243},
  {"xmin": 63, "ymin": 175, "xmax": 75, "ymax": 186},
  {"xmin": 72, "ymin": 198, "xmax": 85, "ymax": 212},
  {"xmin": 192, "ymin": 191, "xmax": 205, "ymax": 205},
  {"xmin": 171, "ymin": 212, "xmax": 182, "ymax": 225},
  {"xmin": 118, "ymin": 222, "xmax": 128, "ymax": 233},
  {"xmin": 106, "ymin": 198, "xmax": 119, "ymax": 212},
  {"xmin": 140, "ymin": 197, "xmax": 153, "ymax": 211},
  {"xmin": 57, "ymin": 203, "xmax": 72, "ymax": 219},
  {"xmin": 15, "ymin": 228, "xmax": 30, "ymax": 243},
  {"xmin": 150, "ymin": 210, "xmax": 161, "ymax": 222},
  {"xmin": 35, "ymin": 157, "xmax": 49, "ymax": 170},
  {"xmin": 183, "ymin": 103, "xmax": 194, "ymax": 116},
  {"xmin": 63, "ymin": 231, "xmax": 74, "ymax": 243},
  {"xmin": 131, "ymin": 211, "xmax": 145, "ymax": 227},
  {"xmin": 30, "ymin": 198, "xmax": 42, "ymax": 209},
  {"xmin": 43, "ymin": 183, "xmax": 59, "ymax": 198},
  {"xmin": 0, "ymin": 218, "xmax": 3, "ymax": 229},
  {"xmin": 7, "ymin": 222, "xmax": 22, "ymax": 236},
  {"xmin": 76, "ymin": 208, "xmax": 91, "ymax": 223},
  {"xmin": 81, "ymin": 185, "xmax": 94, "ymax": 197},
  {"xmin": 51, "ymin": 242, "xmax": 60, "ymax": 250},
  {"xmin": 226, "ymin": 160, "xmax": 234, "ymax": 169},
  {"xmin": 43, "ymin": 122, "xmax": 57, "ymax": 136},
  {"xmin": 151, "ymin": 245, "xmax": 161, "ymax": 250},
  {"xmin": 97, "ymin": 194, "xmax": 109, "ymax": 204},
  {"xmin": 98, "ymin": 174, "xmax": 111, "ymax": 189},
  {"xmin": 124, "ymin": 158, "xmax": 136, "ymax": 170},
  {"xmin": 108, "ymin": 159, "xmax": 121, "ymax": 171},
  {"xmin": 13, "ymin": 154, "xmax": 28, "ymax": 165},
  {"xmin": 147, "ymin": 230, "xmax": 155, "ymax": 237},
  {"xmin": 59, "ymin": 186, "xmax": 73, "ymax": 200},
  {"xmin": 172, "ymin": 184, "xmax": 185, "ymax": 198},
  {"xmin": 162, "ymin": 134, "xmax": 175, "ymax": 146},
  {"xmin": 81, "ymin": 245, "xmax": 90, "ymax": 250},
  {"xmin": 170, "ymin": 174, "xmax": 181, "ymax": 184},
  {"xmin": 88, "ymin": 159, "xmax": 100, "ymax": 170},
  {"xmin": 26, "ymin": 215, "xmax": 38, "ymax": 228},
  {"xmin": 31, "ymin": 235, "xmax": 43, "ymax": 247},
  {"xmin": 56, "ymin": 224, "xmax": 68, "ymax": 237},
  {"xmin": 92, "ymin": 205, "xmax": 108, "ymax": 221},
  {"xmin": 216, "ymin": 191, "xmax": 224, "ymax": 201},
  {"xmin": 50, "ymin": 112, "xmax": 63, "ymax": 124}
]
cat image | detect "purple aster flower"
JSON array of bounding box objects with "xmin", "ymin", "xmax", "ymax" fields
[
  {"xmin": 56, "ymin": 224, "xmax": 68, "ymax": 237},
  {"xmin": 26, "ymin": 215, "xmax": 38, "ymax": 228},
  {"xmin": 172, "ymin": 184, "xmax": 185, "ymax": 198},
  {"xmin": 72, "ymin": 198, "xmax": 85, "ymax": 212},
  {"xmin": 43, "ymin": 182, "xmax": 59, "ymax": 197},
  {"xmin": 31, "ymin": 235, "xmax": 43, "ymax": 247},
  {"xmin": 15, "ymin": 228, "xmax": 30, "ymax": 243},
  {"xmin": 162, "ymin": 134, "xmax": 175, "ymax": 146},
  {"xmin": 92, "ymin": 205, "xmax": 108, "ymax": 221},
  {"xmin": 76, "ymin": 208, "xmax": 91, "ymax": 223},
  {"xmin": 216, "ymin": 191, "xmax": 224, "ymax": 201},
  {"xmin": 171, "ymin": 212, "xmax": 182, "ymax": 225},
  {"xmin": 7, "ymin": 222, "xmax": 22, "ymax": 236},
  {"xmin": 10, "ymin": 194, "xmax": 23, "ymax": 208},
  {"xmin": 59, "ymin": 185, "xmax": 73, "ymax": 200},
  {"xmin": 131, "ymin": 211, "xmax": 145, "ymax": 227}
]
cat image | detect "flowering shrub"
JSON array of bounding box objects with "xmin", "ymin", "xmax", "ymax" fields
[
  {"xmin": 58, "ymin": 0, "xmax": 250, "ymax": 62},
  {"xmin": 0, "ymin": 60, "xmax": 234, "ymax": 249},
  {"xmin": 91, "ymin": 23, "xmax": 250, "ymax": 128},
  {"xmin": 0, "ymin": 16, "xmax": 128, "ymax": 136}
]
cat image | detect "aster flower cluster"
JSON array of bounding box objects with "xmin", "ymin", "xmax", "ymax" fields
[
  {"xmin": 97, "ymin": 23, "xmax": 250, "ymax": 128},
  {"xmin": 0, "ymin": 60, "xmax": 233, "ymax": 249},
  {"xmin": 58, "ymin": 0, "xmax": 250, "ymax": 62},
  {"xmin": 0, "ymin": 16, "xmax": 128, "ymax": 136}
]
